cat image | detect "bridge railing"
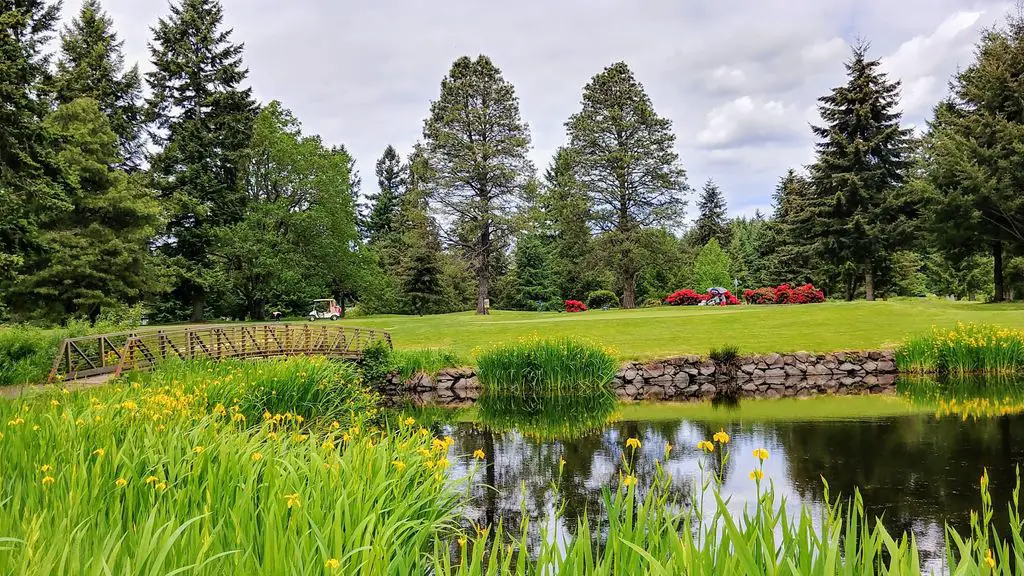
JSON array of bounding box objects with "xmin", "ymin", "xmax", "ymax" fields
[{"xmin": 47, "ymin": 324, "xmax": 392, "ymax": 383}]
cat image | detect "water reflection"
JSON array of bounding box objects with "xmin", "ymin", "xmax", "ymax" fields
[{"xmin": 442, "ymin": 377, "xmax": 1024, "ymax": 565}]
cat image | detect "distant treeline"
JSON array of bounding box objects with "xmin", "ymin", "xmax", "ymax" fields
[{"xmin": 2, "ymin": 0, "xmax": 1023, "ymax": 324}]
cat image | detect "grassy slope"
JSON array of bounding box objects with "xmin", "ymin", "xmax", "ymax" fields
[{"xmin": 343, "ymin": 299, "xmax": 1024, "ymax": 360}]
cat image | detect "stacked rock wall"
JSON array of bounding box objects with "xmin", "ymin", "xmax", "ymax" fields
[{"xmin": 381, "ymin": 351, "xmax": 898, "ymax": 405}]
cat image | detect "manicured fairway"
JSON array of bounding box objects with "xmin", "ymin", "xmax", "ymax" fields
[{"xmin": 341, "ymin": 299, "xmax": 1024, "ymax": 360}]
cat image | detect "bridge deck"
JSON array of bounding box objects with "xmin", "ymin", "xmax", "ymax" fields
[{"xmin": 48, "ymin": 324, "xmax": 391, "ymax": 383}]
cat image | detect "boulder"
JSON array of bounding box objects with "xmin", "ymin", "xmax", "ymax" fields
[
  {"xmin": 643, "ymin": 362, "xmax": 666, "ymax": 379},
  {"xmin": 699, "ymin": 383, "xmax": 718, "ymax": 396},
  {"xmin": 794, "ymin": 351, "xmax": 813, "ymax": 363},
  {"xmin": 765, "ymin": 368, "xmax": 787, "ymax": 379},
  {"xmin": 784, "ymin": 365, "xmax": 804, "ymax": 377},
  {"xmin": 876, "ymin": 361, "xmax": 896, "ymax": 373},
  {"xmin": 621, "ymin": 366, "xmax": 638, "ymax": 381},
  {"xmin": 740, "ymin": 363, "xmax": 757, "ymax": 374},
  {"xmin": 765, "ymin": 353, "xmax": 784, "ymax": 368},
  {"xmin": 699, "ymin": 362, "xmax": 717, "ymax": 376},
  {"xmin": 838, "ymin": 362, "xmax": 860, "ymax": 372}
]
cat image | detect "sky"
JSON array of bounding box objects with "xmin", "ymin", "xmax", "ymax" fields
[{"xmin": 62, "ymin": 0, "xmax": 1011, "ymax": 222}]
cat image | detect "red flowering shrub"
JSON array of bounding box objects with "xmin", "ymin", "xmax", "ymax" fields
[
  {"xmin": 665, "ymin": 289, "xmax": 741, "ymax": 306},
  {"xmin": 743, "ymin": 283, "xmax": 825, "ymax": 305},
  {"xmin": 664, "ymin": 289, "xmax": 708, "ymax": 306},
  {"xmin": 564, "ymin": 300, "xmax": 588, "ymax": 313}
]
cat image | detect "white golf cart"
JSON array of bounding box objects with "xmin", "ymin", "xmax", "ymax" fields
[{"xmin": 308, "ymin": 299, "xmax": 344, "ymax": 322}]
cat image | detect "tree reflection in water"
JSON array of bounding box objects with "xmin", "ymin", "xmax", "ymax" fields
[{"xmin": 439, "ymin": 377, "xmax": 1024, "ymax": 563}]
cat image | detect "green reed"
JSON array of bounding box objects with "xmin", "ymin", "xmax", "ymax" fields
[
  {"xmin": 896, "ymin": 323, "xmax": 1024, "ymax": 375},
  {"xmin": 475, "ymin": 338, "xmax": 617, "ymax": 396},
  {"xmin": 0, "ymin": 362, "xmax": 462, "ymax": 575},
  {"xmin": 393, "ymin": 348, "xmax": 463, "ymax": 380}
]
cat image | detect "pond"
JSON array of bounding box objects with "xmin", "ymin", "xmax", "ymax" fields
[{"xmin": 425, "ymin": 376, "xmax": 1024, "ymax": 568}]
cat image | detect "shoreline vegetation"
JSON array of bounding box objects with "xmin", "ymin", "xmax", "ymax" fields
[{"xmin": 0, "ymin": 361, "xmax": 1020, "ymax": 573}]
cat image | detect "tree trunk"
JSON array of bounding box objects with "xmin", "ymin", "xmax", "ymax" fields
[
  {"xmin": 476, "ymin": 222, "xmax": 490, "ymax": 315},
  {"xmin": 994, "ymin": 241, "xmax": 1005, "ymax": 302},
  {"xmin": 622, "ymin": 278, "xmax": 636, "ymax": 309},
  {"xmin": 864, "ymin": 271, "xmax": 875, "ymax": 302},
  {"xmin": 190, "ymin": 290, "xmax": 204, "ymax": 322}
]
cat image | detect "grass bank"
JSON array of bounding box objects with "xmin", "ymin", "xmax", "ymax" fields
[{"xmin": 343, "ymin": 299, "xmax": 1024, "ymax": 360}]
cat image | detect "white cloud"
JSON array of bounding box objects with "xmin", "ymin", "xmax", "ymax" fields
[{"xmin": 60, "ymin": 0, "xmax": 1011, "ymax": 218}]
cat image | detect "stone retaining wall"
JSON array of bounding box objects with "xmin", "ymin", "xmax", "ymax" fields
[{"xmin": 380, "ymin": 351, "xmax": 899, "ymax": 405}]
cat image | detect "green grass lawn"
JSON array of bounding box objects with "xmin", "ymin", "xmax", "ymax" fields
[{"xmin": 341, "ymin": 298, "xmax": 1024, "ymax": 360}]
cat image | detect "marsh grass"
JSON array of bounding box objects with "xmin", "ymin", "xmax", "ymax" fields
[
  {"xmin": 0, "ymin": 362, "xmax": 461, "ymax": 574},
  {"xmin": 123, "ymin": 357, "xmax": 379, "ymax": 427},
  {"xmin": 476, "ymin": 391, "xmax": 618, "ymax": 441},
  {"xmin": 709, "ymin": 344, "xmax": 740, "ymax": 364},
  {"xmin": 896, "ymin": 323, "xmax": 1024, "ymax": 375},
  {"xmin": 475, "ymin": 338, "xmax": 617, "ymax": 396}
]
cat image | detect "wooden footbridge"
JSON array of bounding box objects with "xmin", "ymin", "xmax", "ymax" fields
[{"xmin": 47, "ymin": 324, "xmax": 392, "ymax": 383}]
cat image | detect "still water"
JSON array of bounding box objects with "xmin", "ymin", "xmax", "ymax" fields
[{"xmin": 434, "ymin": 380, "xmax": 1024, "ymax": 565}]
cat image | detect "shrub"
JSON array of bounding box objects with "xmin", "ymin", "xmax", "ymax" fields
[
  {"xmin": 664, "ymin": 289, "xmax": 708, "ymax": 306},
  {"xmin": 476, "ymin": 337, "xmax": 617, "ymax": 395},
  {"xmin": 709, "ymin": 344, "xmax": 740, "ymax": 364},
  {"xmin": 665, "ymin": 289, "xmax": 740, "ymax": 306},
  {"xmin": 586, "ymin": 290, "xmax": 619, "ymax": 309},
  {"xmin": 742, "ymin": 283, "xmax": 825, "ymax": 305},
  {"xmin": 565, "ymin": 300, "xmax": 588, "ymax": 313},
  {"xmin": 693, "ymin": 239, "xmax": 733, "ymax": 292},
  {"xmin": 641, "ymin": 297, "xmax": 663, "ymax": 308}
]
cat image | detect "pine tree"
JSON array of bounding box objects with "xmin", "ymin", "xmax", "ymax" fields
[
  {"xmin": 566, "ymin": 62, "xmax": 688, "ymax": 309},
  {"xmin": 693, "ymin": 179, "xmax": 729, "ymax": 248},
  {"xmin": 146, "ymin": 0, "xmax": 257, "ymax": 321},
  {"xmin": 365, "ymin": 145, "xmax": 408, "ymax": 244},
  {"xmin": 540, "ymin": 148, "xmax": 598, "ymax": 300},
  {"xmin": 10, "ymin": 98, "xmax": 161, "ymax": 322},
  {"xmin": 808, "ymin": 42, "xmax": 913, "ymax": 301},
  {"xmin": 925, "ymin": 14, "xmax": 1024, "ymax": 302},
  {"xmin": 423, "ymin": 55, "xmax": 533, "ymax": 315},
  {"xmin": 0, "ymin": 0, "xmax": 62, "ymax": 288},
  {"xmin": 397, "ymin": 180, "xmax": 444, "ymax": 315},
  {"xmin": 54, "ymin": 0, "xmax": 144, "ymax": 169},
  {"xmin": 768, "ymin": 169, "xmax": 816, "ymax": 284},
  {"xmin": 506, "ymin": 234, "xmax": 558, "ymax": 310}
]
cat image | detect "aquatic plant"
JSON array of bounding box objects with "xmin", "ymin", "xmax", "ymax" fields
[
  {"xmin": 0, "ymin": 368, "xmax": 460, "ymax": 574},
  {"xmin": 896, "ymin": 323, "xmax": 1024, "ymax": 375},
  {"xmin": 475, "ymin": 337, "xmax": 617, "ymax": 396}
]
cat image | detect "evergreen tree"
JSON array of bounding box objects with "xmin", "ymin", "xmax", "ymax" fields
[
  {"xmin": 146, "ymin": 0, "xmax": 257, "ymax": 321},
  {"xmin": 566, "ymin": 62, "xmax": 688, "ymax": 309},
  {"xmin": 398, "ymin": 188, "xmax": 444, "ymax": 316},
  {"xmin": 54, "ymin": 0, "xmax": 144, "ymax": 169},
  {"xmin": 423, "ymin": 55, "xmax": 533, "ymax": 315},
  {"xmin": 727, "ymin": 216, "xmax": 772, "ymax": 290},
  {"xmin": 10, "ymin": 98, "xmax": 161, "ymax": 322},
  {"xmin": 693, "ymin": 239, "xmax": 733, "ymax": 292},
  {"xmin": 693, "ymin": 179, "xmax": 729, "ymax": 248},
  {"xmin": 0, "ymin": 0, "xmax": 62, "ymax": 288},
  {"xmin": 924, "ymin": 14, "xmax": 1024, "ymax": 302},
  {"xmin": 365, "ymin": 144, "xmax": 407, "ymax": 244},
  {"xmin": 767, "ymin": 169, "xmax": 816, "ymax": 285},
  {"xmin": 506, "ymin": 234, "xmax": 558, "ymax": 310},
  {"xmin": 540, "ymin": 148, "xmax": 598, "ymax": 300},
  {"xmin": 808, "ymin": 42, "xmax": 913, "ymax": 301}
]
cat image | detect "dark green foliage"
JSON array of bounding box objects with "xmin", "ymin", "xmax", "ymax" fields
[
  {"xmin": 924, "ymin": 14, "xmax": 1024, "ymax": 302},
  {"xmin": 476, "ymin": 391, "xmax": 616, "ymax": 441},
  {"xmin": 586, "ymin": 290, "xmax": 619, "ymax": 309},
  {"xmin": 538, "ymin": 148, "xmax": 600, "ymax": 301},
  {"xmin": 54, "ymin": 0, "xmax": 144, "ymax": 169},
  {"xmin": 146, "ymin": 0, "xmax": 257, "ymax": 321},
  {"xmin": 8, "ymin": 99, "xmax": 162, "ymax": 322},
  {"xmin": 505, "ymin": 234, "xmax": 558, "ymax": 311},
  {"xmin": 727, "ymin": 216, "xmax": 773, "ymax": 291},
  {"xmin": 0, "ymin": 0, "xmax": 62, "ymax": 289},
  {"xmin": 423, "ymin": 55, "xmax": 532, "ymax": 315},
  {"xmin": 693, "ymin": 179, "xmax": 730, "ymax": 248},
  {"xmin": 399, "ymin": 190, "xmax": 445, "ymax": 316},
  {"xmin": 566, "ymin": 62, "xmax": 688, "ymax": 309},
  {"xmin": 366, "ymin": 145, "xmax": 407, "ymax": 244},
  {"xmin": 358, "ymin": 339, "xmax": 394, "ymax": 389},
  {"xmin": 767, "ymin": 170, "xmax": 816, "ymax": 285},
  {"xmin": 890, "ymin": 251, "xmax": 928, "ymax": 297},
  {"xmin": 808, "ymin": 42, "xmax": 913, "ymax": 301},
  {"xmin": 216, "ymin": 102, "xmax": 362, "ymax": 320}
]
